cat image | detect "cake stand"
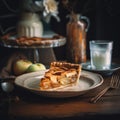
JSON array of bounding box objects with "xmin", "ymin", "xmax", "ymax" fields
[{"xmin": 0, "ymin": 31, "xmax": 66, "ymax": 67}]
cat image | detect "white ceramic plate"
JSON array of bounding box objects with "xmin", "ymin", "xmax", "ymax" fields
[{"xmin": 15, "ymin": 70, "xmax": 103, "ymax": 98}]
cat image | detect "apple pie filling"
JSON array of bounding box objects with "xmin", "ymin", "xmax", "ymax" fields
[{"xmin": 40, "ymin": 62, "xmax": 81, "ymax": 90}]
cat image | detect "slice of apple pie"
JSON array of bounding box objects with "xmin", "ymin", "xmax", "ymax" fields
[{"xmin": 40, "ymin": 62, "xmax": 81, "ymax": 90}]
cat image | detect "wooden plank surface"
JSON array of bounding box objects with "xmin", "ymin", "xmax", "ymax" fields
[
  {"xmin": 9, "ymin": 95, "xmax": 120, "ymax": 119},
  {"xmin": 8, "ymin": 87, "xmax": 120, "ymax": 119}
]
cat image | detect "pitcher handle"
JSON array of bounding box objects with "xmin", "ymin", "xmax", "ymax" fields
[{"xmin": 80, "ymin": 15, "xmax": 90, "ymax": 32}]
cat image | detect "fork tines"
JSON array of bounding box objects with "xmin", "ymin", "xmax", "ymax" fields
[{"xmin": 111, "ymin": 70, "xmax": 120, "ymax": 89}]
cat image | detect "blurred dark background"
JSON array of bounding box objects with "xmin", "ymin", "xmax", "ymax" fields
[{"xmin": 0, "ymin": 0, "xmax": 120, "ymax": 68}]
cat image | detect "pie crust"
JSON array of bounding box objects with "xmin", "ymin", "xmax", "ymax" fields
[{"xmin": 40, "ymin": 62, "xmax": 81, "ymax": 90}]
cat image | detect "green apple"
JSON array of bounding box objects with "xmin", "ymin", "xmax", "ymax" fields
[
  {"xmin": 26, "ymin": 63, "xmax": 46, "ymax": 73},
  {"xmin": 13, "ymin": 59, "xmax": 32, "ymax": 76}
]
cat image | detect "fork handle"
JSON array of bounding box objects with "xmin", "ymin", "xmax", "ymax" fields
[{"xmin": 90, "ymin": 87, "xmax": 110, "ymax": 103}]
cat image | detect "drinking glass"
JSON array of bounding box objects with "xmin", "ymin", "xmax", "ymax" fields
[{"xmin": 89, "ymin": 40, "xmax": 113, "ymax": 70}]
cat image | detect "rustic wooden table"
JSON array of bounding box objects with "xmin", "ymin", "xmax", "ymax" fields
[
  {"xmin": 0, "ymin": 58, "xmax": 120, "ymax": 120},
  {"xmin": 0, "ymin": 72, "xmax": 118, "ymax": 120}
]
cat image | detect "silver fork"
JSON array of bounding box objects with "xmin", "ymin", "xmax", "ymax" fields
[{"xmin": 90, "ymin": 70, "xmax": 120, "ymax": 103}]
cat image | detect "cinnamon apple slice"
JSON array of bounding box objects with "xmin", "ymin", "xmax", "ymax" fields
[{"xmin": 40, "ymin": 62, "xmax": 81, "ymax": 90}]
